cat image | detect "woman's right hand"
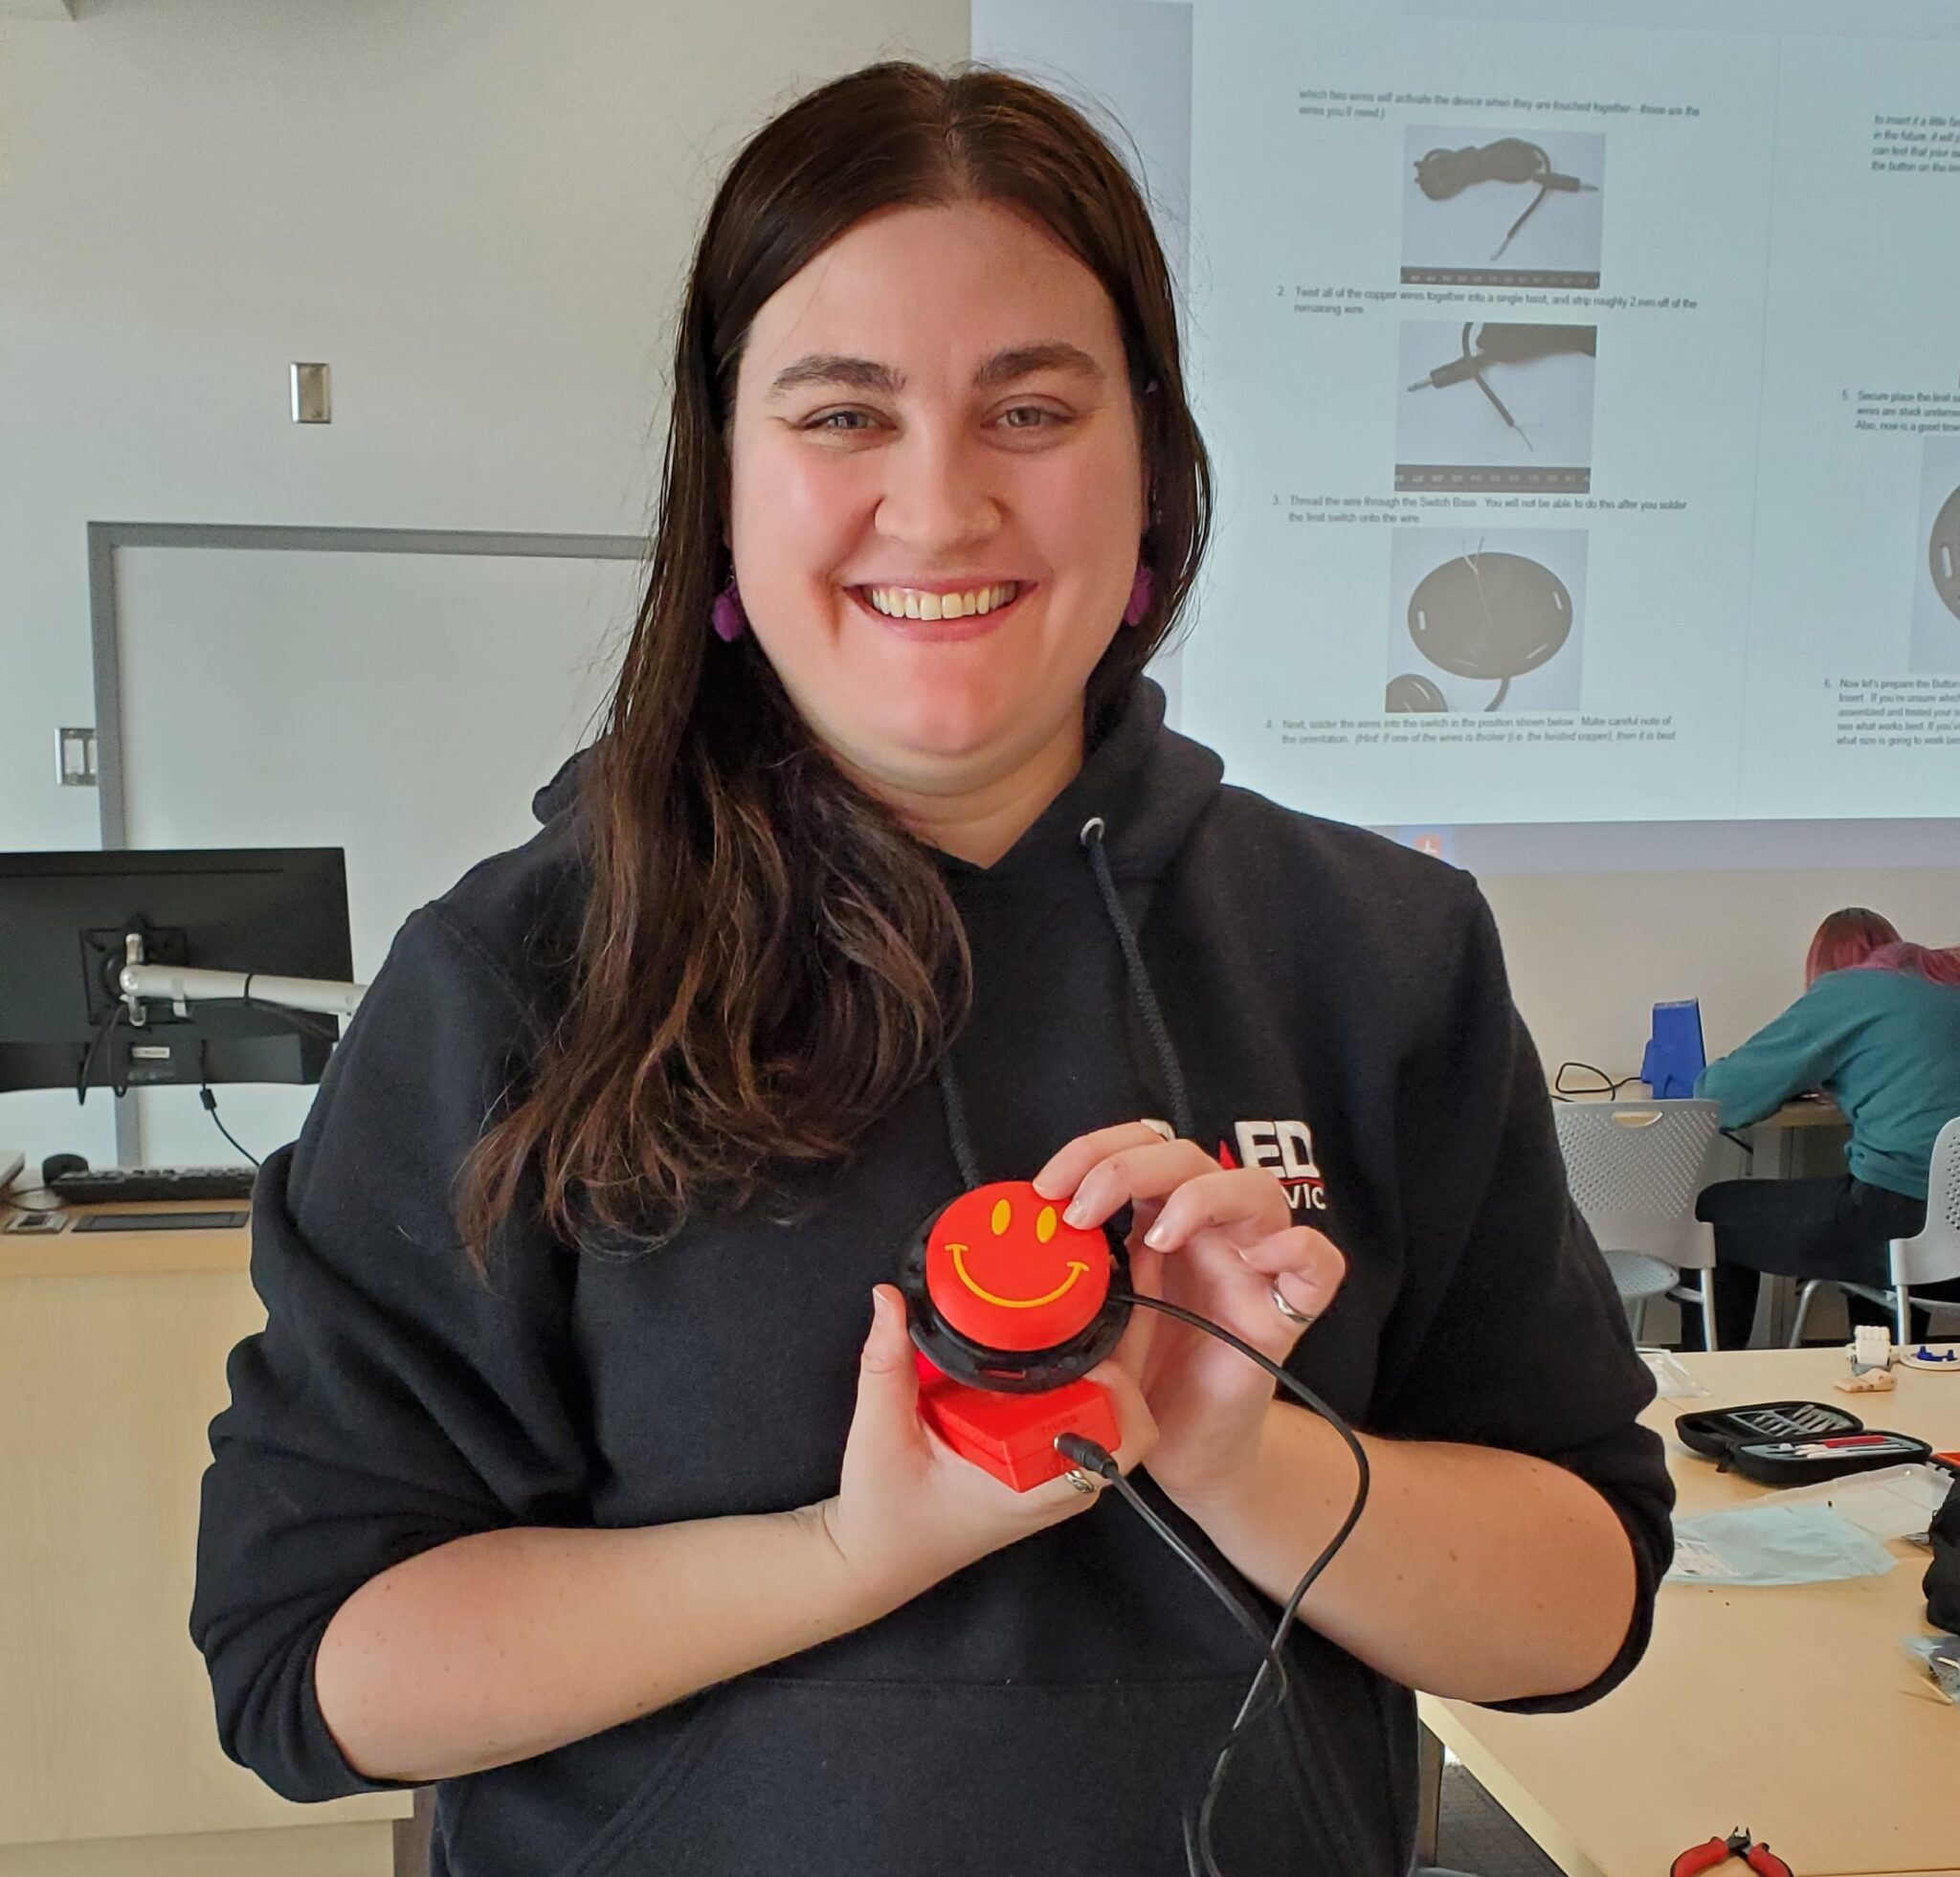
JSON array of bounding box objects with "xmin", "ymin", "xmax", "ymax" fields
[{"xmin": 815, "ymin": 1285, "xmax": 1156, "ymax": 1618}]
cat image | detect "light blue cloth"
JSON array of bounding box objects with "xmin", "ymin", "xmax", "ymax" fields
[
  {"xmin": 1666, "ymin": 1502, "xmax": 1896, "ymax": 1586},
  {"xmin": 1696, "ymin": 967, "xmax": 1960, "ymax": 1200}
]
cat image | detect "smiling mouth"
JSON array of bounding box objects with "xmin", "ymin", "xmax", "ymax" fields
[
  {"xmin": 859, "ymin": 582, "xmax": 1024, "ymax": 621},
  {"xmin": 948, "ymin": 1244, "xmax": 1089, "ymax": 1308},
  {"xmin": 848, "ymin": 583, "xmax": 1031, "ymax": 637}
]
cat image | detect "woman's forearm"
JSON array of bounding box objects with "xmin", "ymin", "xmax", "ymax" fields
[
  {"xmin": 314, "ymin": 1504, "xmax": 878, "ymax": 1784},
  {"xmin": 1164, "ymin": 1400, "xmax": 1638, "ymax": 1704}
]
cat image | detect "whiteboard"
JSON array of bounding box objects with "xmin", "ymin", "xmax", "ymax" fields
[{"xmin": 108, "ymin": 540, "xmax": 640, "ymax": 1169}]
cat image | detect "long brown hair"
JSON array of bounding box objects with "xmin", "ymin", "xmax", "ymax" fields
[{"xmin": 457, "ymin": 61, "xmax": 1213, "ymax": 1261}]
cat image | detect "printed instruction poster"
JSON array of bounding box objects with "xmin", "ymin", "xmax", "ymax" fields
[{"xmin": 976, "ymin": 0, "xmax": 1960, "ymax": 827}]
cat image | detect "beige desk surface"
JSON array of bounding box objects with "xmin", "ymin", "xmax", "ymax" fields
[
  {"xmin": 1421, "ymin": 1348, "xmax": 1959, "ymax": 1877},
  {"xmin": 0, "ymin": 1200, "xmax": 406, "ymax": 1866},
  {"xmin": 1759, "ymin": 1097, "xmax": 1850, "ymax": 1131},
  {"xmin": 0, "ymin": 1197, "xmax": 253, "ymax": 1278}
]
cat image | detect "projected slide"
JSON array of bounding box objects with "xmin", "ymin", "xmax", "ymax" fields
[{"xmin": 974, "ymin": 0, "xmax": 1960, "ymax": 831}]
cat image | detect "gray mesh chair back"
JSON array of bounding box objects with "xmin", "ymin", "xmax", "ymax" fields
[
  {"xmin": 1553, "ymin": 1099, "xmax": 1722, "ymax": 1345},
  {"xmin": 1789, "ymin": 1113, "xmax": 1960, "ymax": 1347},
  {"xmin": 1890, "ymin": 1114, "xmax": 1960, "ymax": 1341}
]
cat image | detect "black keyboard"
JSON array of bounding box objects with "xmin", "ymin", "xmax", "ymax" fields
[{"xmin": 51, "ymin": 1165, "xmax": 257, "ymax": 1205}]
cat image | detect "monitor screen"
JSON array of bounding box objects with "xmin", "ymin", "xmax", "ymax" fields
[{"xmin": 0, "ymin": 849, "xmax": 352, "ymax": 1098}]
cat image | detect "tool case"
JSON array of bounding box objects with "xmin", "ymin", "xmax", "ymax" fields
[{"xmin": 1675, "ymin": 1399, "xmax": 1933, "ymax": 1485}]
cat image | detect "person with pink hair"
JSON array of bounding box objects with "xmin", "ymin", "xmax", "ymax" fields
[{"xmin": 1690, "ymin": 908, "xmax": 1960, "ymax": 1347}]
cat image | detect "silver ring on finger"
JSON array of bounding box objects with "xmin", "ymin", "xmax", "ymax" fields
[
  {"xmin": 1063, "ymin": 1468, "xmax": 1101, "ymax": 1495},
  {"xmin": 1270, "ymin": 1283, "xmax": 1319, "ymax": 1328}
]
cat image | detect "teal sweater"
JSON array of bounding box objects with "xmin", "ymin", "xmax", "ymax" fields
[{"xmin": 1696, "ymin": 967, "xmax": 1960, "ymax": 1199}]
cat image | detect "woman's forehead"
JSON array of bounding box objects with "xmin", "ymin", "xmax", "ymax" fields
[{"xmin": 738, "ymin": 200, "xmax": 1125, "ymax": 396}]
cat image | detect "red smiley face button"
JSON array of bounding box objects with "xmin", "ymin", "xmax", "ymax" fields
[{"xmin": 924, "ymin": 1179, "xmax": 1115, "ymax": 1353}]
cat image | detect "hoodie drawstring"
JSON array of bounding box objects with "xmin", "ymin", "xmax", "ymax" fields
[{"xmin": 935, "ymin": 816, "xmax": 1193, "ymax": 1187}]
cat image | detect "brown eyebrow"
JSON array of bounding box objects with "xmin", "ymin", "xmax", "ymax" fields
[{"xmin": 766, "ymin": 342, "xmax": 1104, "ymax": 401}]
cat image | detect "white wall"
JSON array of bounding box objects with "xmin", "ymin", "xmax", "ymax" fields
[
  {"xmin": 0, "ymin": 0, "xmax": 966, "ymax": 1169},
  {"xmin": 1482, "ymin": 865, "xmax": 1958, "ymax": 1080},
  {"xmin": 1, "ymin": 0, "xmax": 968, "ymax": 844}
]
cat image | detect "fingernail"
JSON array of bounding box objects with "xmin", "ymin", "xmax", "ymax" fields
[
  {"xmin": 1144, "ymin": 1223, "xmax": 1169, "ymax": 1248},
  {"xmin": 1064, "ymin": 1198, "xmax": 1091, "ymax": 1226}
]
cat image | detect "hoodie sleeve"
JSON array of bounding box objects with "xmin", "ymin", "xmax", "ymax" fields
[
  {"xmin": 189, "ymin": 905, "xmax": 593, "ymax": 1800},
  {"xmin": 1367, "ymin": 879, "xmax": 1674, "ymax": 1713},
  {"xmin": 1693, "ymin": 978, "xmax": 1847, "ymax": 1127}
]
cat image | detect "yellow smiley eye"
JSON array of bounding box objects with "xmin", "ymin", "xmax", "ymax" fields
[
  {"xmin": 991, "ymin": 1197, "xmax": 1012, "ymax": 1237},
  {"xmin": 1036, "ymin": 1205, "xmax": 1058, "ymax": 1242}
]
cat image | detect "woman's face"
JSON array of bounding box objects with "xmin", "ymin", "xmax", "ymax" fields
[{"xmin": 726, "ymin": 197, "xmax": 1149, "ymax": 805}]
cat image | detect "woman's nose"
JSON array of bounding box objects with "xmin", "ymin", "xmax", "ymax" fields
[{"xmin": 875, "ymin": 428, "xmax": 1000, "ymax": 551}]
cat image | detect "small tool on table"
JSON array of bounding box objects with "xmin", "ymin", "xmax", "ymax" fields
[{"xmin": 1669, "ymin": 1827, "xmax": 1793, "ymax": 1875}]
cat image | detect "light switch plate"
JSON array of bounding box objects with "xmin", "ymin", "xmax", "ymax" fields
[
  {"xmin": 57, "ymin": 726, "xmax": 97, "ymax": 786},
  {"xmin": 291, "ymin": 362, "xmax": 332, "ymax": 423}
]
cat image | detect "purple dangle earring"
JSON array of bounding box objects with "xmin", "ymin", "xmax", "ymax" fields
[
  {"xmin": 1123, "ymin": 562, "xmax": 1155, "ymax": 628},
  {"xmin": 710, "ymin": 577, "xmax": 747, "ymax": 643}
]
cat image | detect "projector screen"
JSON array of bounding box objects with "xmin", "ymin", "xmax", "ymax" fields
[{"xmin": 973, "ymin": 0, "xmax": 1960, "ymax": 870}]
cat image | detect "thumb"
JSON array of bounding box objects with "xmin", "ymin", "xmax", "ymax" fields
[{"xmin": 854, "ymin": 1285, "xmax": 924, "ymax": 1435}]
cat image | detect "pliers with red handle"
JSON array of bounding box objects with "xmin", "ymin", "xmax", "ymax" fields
[{"xmin": 1670, "ymin": 1828, "xmax": 1793, "ymax": 1876}]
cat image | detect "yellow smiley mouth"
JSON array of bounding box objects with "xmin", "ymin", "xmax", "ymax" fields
[{"xmin": 948, "ymin": 1244, "xmax": 1090, "ymax": 1309}]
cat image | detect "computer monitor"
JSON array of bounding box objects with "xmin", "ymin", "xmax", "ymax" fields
[{"xmin": 0, "ymin": 849, "xmax": 352, "ymax": 1099}]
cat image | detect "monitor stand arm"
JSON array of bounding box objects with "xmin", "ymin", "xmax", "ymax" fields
[{"xmin": 118, "ymin": 933, "xmax": 368, "ymax": 1026}]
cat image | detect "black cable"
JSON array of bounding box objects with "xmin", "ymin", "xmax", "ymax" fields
[
  {"xmin": 199, "ymin": 1041, "xmax": 260, "ymax": 1169},
  {"xmin": 75, "ymin": 1003, "xmax": 127, "ymax": 1106},
  {"xmin": 195, "ymin": 994, "xmax": 342, "ymax": 1046},
  {"xmin": 1064, "ymin": 1289, "xmax": 1372, "ymax": 1875},
  {"xmin": 1552, "ymin": 1061, "xmax": 1640, "ymax": 1100},
  {"xmin": 1067, "ymin": 1456, "xmax": 1293, "ymax": 1705},
  {"xmin": 1094, "ymin": 1458, "xmax": 1325, "ymax": 1874},
  {"xmin": 1414, "ymin": 138, "xmax": 1592, "ymax": 260}
]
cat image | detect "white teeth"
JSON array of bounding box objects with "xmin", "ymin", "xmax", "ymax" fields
[{"xmin": 863, "ymin": 583, "xmax": 1019, "ymax": 620}]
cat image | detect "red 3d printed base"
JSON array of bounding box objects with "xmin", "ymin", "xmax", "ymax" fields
[{"xmin": 914, "ymin": 1351, "xmax": 1121, "ymax": 1492}]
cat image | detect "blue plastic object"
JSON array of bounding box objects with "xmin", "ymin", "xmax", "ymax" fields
[{"xmin": 1640, "ymin": 998, "xmax": 1706, "ymax": 1099}]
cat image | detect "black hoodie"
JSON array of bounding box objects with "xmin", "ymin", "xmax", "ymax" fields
[{"xmin": 191, "ymin": 679, "xmax": 1672, "ymax": 1876}]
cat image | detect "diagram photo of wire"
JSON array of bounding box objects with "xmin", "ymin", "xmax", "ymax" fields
[
  {"xmin": 1414, "ymin": 138, "xmax": 1594, "ymax": 260},
  {"xmin": 1395, "ymin": 321, "xmax": 1599, "ymax": 495},
  {"xmin": 1402, "ymin": 126, "xmax": 1606, "ymax": 289}
]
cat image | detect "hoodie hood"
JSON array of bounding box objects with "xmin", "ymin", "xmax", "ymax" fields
[
  {"xmin": 530, "ymin": 743, "xmax": 592, "ymax": 825},
  {"xmin": 927, "ymin": 678, "xmax": 1224, "ymax": 894}
]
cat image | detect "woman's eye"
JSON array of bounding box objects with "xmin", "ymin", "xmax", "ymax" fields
[{"xmin": 802, "ymin": 405, "xmax": 1068, "ymax": 436}]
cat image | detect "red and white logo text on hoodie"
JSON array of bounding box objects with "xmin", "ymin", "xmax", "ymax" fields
[{"xmin": 1220, "ymin": 1120, "xmax": 1328, "ymax": 1214}]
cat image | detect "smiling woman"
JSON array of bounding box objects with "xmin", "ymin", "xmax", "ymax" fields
[
  {"xmin": 454, "ymin": 62, "xmax": 1211, "ymax": 1255},
  {"xmin": 191, "ymin": 58, "xmax": 1672, "ymax": 1877}
]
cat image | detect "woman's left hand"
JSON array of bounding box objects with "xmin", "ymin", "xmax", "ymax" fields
[{"xmin": 1033, "ymin": 1123, "xmax": 1346, "ymax": 1511}]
